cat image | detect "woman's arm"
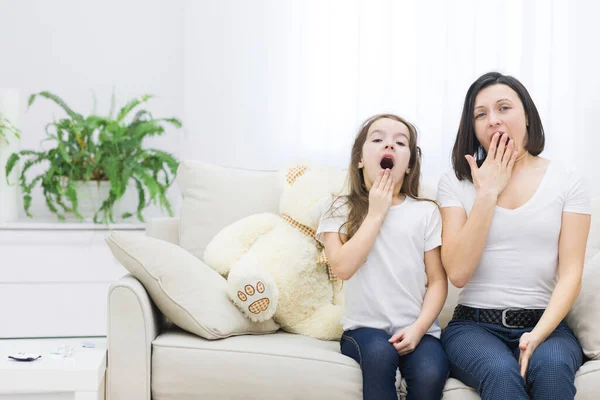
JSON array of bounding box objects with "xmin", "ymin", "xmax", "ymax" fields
[
  {"xmin": 533, "ymin": 212, "xmax": 591, "ymax": 339},
  {"xmin": 518, "ymin": 212, "xmax": 591, "ymax": 377},
  {"xmin": 441, "ymin": 133, "xmax": 517, "ymax": 287},
  {"xmin": 440, "ymin": 194, "xmax": 497, "ymax": 287}
]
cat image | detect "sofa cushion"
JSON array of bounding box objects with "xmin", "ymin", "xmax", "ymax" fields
[
  {"xmin": 441, "ymin": 378, "xmax": 480, "ymax": 400},
  {"xmin": 106, "ymin": 232, "xmax": 279, "ymax": 340},
  {"xmin": 151, "ymin": 329, "xmax": 363, "ymax": 400},
  {"xmin": 574, "ymin": 360, "xmax": 600, "ymax": 399},
  {"xmin": 567, "ymin": 252, "xmax": 600, "ymax": 360},
  {"xmin": 176, "ymin": 161, "xmax": 282, "ymax": 261},
  {"xmin": 150, "ymin": 327, "xmax": 600, "ymax": 400}
]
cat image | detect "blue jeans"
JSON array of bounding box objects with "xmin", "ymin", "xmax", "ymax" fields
[
  {"xmin": 441, "ymin": 319, "xmax": 584, "ymax": 400},
  {"xmin": 341, "ymin": 327, "xmax": 449, "ymax": 400}
]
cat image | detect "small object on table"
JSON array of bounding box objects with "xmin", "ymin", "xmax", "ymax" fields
[{"xmin": 8, "ymin": 352, "xmax": 42, "ymax": 362}]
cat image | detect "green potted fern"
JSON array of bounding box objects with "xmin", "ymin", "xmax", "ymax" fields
[{"xmin": 5, "ymin": 91, "xmax": 181, "ymax": 224}]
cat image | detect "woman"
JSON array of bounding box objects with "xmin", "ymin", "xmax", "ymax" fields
[{"xmin": 438, "ymin": 71, "xmax": 591, "ymax": 400}]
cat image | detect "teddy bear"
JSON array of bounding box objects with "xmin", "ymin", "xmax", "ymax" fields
[{"xmin": 203, "ymin": 165, "xmax": 347, "ymax": 341}]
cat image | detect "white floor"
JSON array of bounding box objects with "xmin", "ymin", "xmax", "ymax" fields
[{"xmin": 0, "ymin": 337, "xmax": 106, "ymax": 400}]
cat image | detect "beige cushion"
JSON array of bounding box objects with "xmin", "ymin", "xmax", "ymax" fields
[
  {"xmin": 152, "ymin": 329, "xmax": 363, "ymax": 400},
  {"xmin": 441, "ymin": 378, "xmax": 480, "ymax": 400},
  {"xmin": 106, "ymin": 232, "xmax": 279, "ymax": 340},
  {"xmin": 574, "ymin": 360, "xmax": 600, "ymax": 400},
  {"xmin": 150, "ymin": 327, "xmax": 600, "ymax": 400},
  {"xmin": 567, "ymin": 252, "xmax": 600, "ymax": 360},
  {"xmin": 177, "ymin": 161, "xmax": 282, "ymax": 261}
]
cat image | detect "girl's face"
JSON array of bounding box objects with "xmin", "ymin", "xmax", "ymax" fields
[
  {"xmin": 359, "ymin": 118, "xmax": 411, "ymax": 191},
  {"xmin": 473, "ymin": 84, "xmax": 528, "ymax": 155}
]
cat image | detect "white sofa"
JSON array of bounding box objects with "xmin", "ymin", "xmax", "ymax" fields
[{"xmin": 106, "ymin": 161, "xmax": 600, "ymax": 400}]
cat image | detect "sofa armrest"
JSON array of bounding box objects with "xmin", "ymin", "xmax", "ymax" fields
[
  {"xmin": 146, "ymin": 217, "xmax": 180, "ymax": 245},
  {"xmin": 107, "ymin": 274, "xmax": 164, "ymax": 400}
]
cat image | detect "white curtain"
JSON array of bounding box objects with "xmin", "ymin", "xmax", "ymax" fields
[{"xmin": 182, "ymin": 0, "xmax": 599, "ymax": 195}]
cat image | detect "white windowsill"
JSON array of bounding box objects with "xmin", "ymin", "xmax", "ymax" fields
[{"xmin": 0, "ymin": 219, "xmax": 145, "ymax": 231}]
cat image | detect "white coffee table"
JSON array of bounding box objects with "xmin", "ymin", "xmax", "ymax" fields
[{"xmin": 0, "ymin": 338, "xmax": 106, "ymax": 400}]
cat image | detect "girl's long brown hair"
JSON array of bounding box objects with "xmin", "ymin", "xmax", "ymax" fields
[{"xmin": 331, "ymin": 113, "xmax": 435, "ymax": 242}]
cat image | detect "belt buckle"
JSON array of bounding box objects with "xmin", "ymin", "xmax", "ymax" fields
[{"xmin": 501, "ymin": 308, "xmax": 526, "ymax": 328}]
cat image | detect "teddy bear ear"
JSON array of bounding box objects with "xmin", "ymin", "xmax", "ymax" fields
[{"xmin": 285, "ymin": 165, "xmax": 308, "ymax": 186}]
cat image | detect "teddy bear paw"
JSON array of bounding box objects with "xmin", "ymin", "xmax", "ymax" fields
[
  {"xmin": 237, "ymin": 282, "xmax": 270, "ymax": 313},
  {"xmin": 231, "ymin": 279, "xmax": 278, "ymax": 322}
]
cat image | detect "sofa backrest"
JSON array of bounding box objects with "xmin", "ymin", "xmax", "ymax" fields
[
  {"xmin": 176, "ymin": 161, "xmax": 282, "ymax": 261},
  {"xmin": 172, "ymin": 161, "xmax": 600, "ymax": 328},
  {"xmin": 175, "ymin": 161, "xmax": 441, "ymax": 261}
]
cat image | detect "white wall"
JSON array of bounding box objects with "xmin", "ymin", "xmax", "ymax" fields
[
  {"xmin": 182, "ymin": 0, "xmax": 600, "ymax": 197},
  {"xmin": 574, "ymin": 2, "xmax": 600, "ymax": 193},
  {"xmin": 1, "ymin": 0, "xmax": 599, "ymax": 217},
  {"xmin": 0, "ymin": 0, "xmax": 186, "ymax": 219}
]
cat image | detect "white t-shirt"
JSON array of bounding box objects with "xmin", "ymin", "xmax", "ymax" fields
[
  {"xmin": 436, "ymin": 160, "xmax": 591, "ymax": 309},
  {"xmin": 315, "ymin": 196, "xmax": 442, "ymax": 338}
]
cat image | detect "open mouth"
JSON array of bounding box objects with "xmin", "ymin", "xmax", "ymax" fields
[{"xmin": 380, "ymin": 157, "xmax": 394, "ymax": 170}]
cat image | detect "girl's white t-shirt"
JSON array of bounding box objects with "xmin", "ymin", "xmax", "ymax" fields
[
  {"xmin": 316, "ymin": 196, "xmax": 442, "ymax": 338},
  {"xmin": 436, "ymin": 160, "xmax": 592, "ymax": 309}
]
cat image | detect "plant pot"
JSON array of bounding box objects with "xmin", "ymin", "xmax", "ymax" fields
[
  {"xmin": 64, "ymin": 180, "xmax": 112, "ymax": 222},
  {"xmin": 66, "ymin": 180, "xmax": 138, "ymax": 223}
]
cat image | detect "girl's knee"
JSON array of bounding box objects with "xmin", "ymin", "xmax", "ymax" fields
[
  {"xmin": 342, "ymin": 329, "xmax": 399, "ymax": 371},
  {"xmin": 415, "ymin": 363, "xmax": 449, "ymax": 386}
]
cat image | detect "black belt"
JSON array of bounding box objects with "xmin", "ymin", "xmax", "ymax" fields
[{"xmin": 452, "ymin": 304, "xmax": 545, "ymax": 328}]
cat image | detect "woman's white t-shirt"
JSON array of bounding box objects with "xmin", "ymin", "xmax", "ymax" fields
[
  {"xmin": 436, "ymin": 160, "xmax": 591, "ymax": 309},
  {"xmin": 315, "ymin": 196, "xmax": 442, "ymax": 338}
]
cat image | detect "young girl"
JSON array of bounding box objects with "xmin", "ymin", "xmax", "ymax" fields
[{"xmin": 316, "ymin": 114, "xmax": 449, "ymax": 400}]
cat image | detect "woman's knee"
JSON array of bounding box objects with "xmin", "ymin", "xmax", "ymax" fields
[
  {"xmin": 528, "ymin": 328, "xmax": 583, "ymax": 381},
  {"xmin": 480, "ymin": 356, "xmax": 522, "ymax": 379},
  {"xmin": 528, "ymin": 351, "xmax": 577, "ymax": 380}
]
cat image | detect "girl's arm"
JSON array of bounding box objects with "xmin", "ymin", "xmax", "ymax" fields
[
  {"xmin": 322, "ymin": 214, "xmax": 384, "ymax": 280},
  {"xmin": 414, "ymin": 246, "xmax": 448, "ymax": 333},
  {"xmin": 389, "ymin": 246, "xmax": 447, "ymax": 355},
  {"xmin": 322, "ymin": 169, "xmax": 393, "ymax": 280}
]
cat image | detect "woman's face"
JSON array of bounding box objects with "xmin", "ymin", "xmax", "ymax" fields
[
  {"xmin": 359, "ymin": 117, "xmax": 411, "ymax": 191},
  {"xmin": 473, "ymin": 84, "xmax": 528, "ymax": 155}
]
